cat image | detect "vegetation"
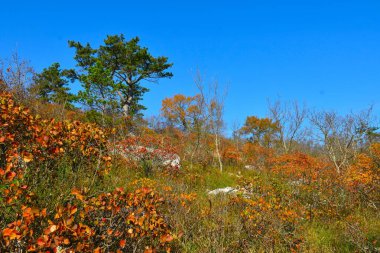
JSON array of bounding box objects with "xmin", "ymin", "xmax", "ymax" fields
[
  {"xmin": 0, "ymin": 35, "xmax": 379, "ymax": 252},
  {"xmin": 69, "ymin": 35, "xmax": 173, "ymax": 121}
]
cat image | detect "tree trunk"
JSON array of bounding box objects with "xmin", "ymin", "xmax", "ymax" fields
[{"xmin": 215, "ymin": 132, "xmax": 223, "ymax": 172}]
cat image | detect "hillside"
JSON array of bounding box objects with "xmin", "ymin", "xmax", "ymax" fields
[{"xmin": 0, "ymin": 33, "xmax": 379, "ymax": 252}]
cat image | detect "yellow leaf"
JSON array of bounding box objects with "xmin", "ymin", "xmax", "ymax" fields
[
  {"xmin": 50, "ymin": 225, "xmax": 57, "ymax": 233},
  {"xmin": 23, "ymin": 153, "xmax": 33, "ymax": 163}
]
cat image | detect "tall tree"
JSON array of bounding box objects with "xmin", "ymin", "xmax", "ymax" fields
[
  {"xmin": 69, "ymin": 34, "xmax": 173, "ymax": 118},
  {"xmin": 76, "ymin": 60, "xmax": 119, "ymax": 126},
  {"xmin": 207, "ymin": 81, "xmax": 227, "ymax": 172}
]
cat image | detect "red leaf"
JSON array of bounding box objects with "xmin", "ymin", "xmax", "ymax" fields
[
  {"xmin": 119, "ymin": 239, "xmax": 126, "ymax": 248},
  {"xmin": 36, "ymin": 237, "xmax": 45, "ymax": 246}
]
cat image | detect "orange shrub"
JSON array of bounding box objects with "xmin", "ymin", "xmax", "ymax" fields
[
  {"xmin": 0, "ymin": 92, "xmax": 112, "ymax": 182},
  {"xmin": 242, "ymin": 142, "xmax": 274, "ymax": 170},
  {"xmin": 0, "ymin": 92, "xmax": 120, "ymax": 252},
  {"xmin": 345, "ymin": 143, "xmax": 380, "ymax": 205},
  {"xmin": 231, "ymin": 177, "xmax": 305, "ymax": 252},
  {"xmin": 2, "ymin": 187, "xmax": 175, "ymax": 252},
  {"xmin": 270, "ymin": 152, "xmax": 328, "ymax": 183}
]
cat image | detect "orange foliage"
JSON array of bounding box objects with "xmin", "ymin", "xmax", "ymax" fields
[
  {"xmin": 161, "ymin": 94, "xmax": 202, "ymax": 131},
  {"xmin": 345, "ymin": 143, "xmax": 380, "ymax": 200},
  {"xmin": 2, "ymin": 187, "xmax": 175, "ymax": 252},
  {"xmin": 242, "ymin": 142, "xmax": 274, "ymax": 169},
  {"xmin": 271, "ymin": 152, "xmax": 328, "ymax": 183},
  {"xmin": 369, "ymin": 142, "xmax": 380, "ymax": 161},
  {"xmin": 0, "ymin": 92, "xmax": 112, "ymax": 180},
  {"xmin": 221, "ymin": 144, "xmax": 242, "ymax": 164},
  {"xmin": 231, "ymin": 177, "xmax": 304, "ymax": 252},
  {"xmin": 240, "ymin": 116, "xmax": 280, "ymax": 147}
]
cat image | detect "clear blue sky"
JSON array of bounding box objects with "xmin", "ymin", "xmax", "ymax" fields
[{"xmin": 1, "ymin": 0, "xmax": 379, "ymax": 132}]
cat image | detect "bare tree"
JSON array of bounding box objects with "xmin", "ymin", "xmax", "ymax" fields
[
  {"xmin": 187, "ymin": 71, "xmax": 228, "ymax": 171},
  {"xmin": 208, "ymin": 80, "xmax": 227, "ymax": 172},
  {"xmin": 0, "ymin": 51, "xmax": 35, "ymax": 102},
  {"xmin": 268, "ymin": 100, "xmax": 307, "ymax": 153},
  {"xmin": 309, "ymin": 107, "xmax": 375, "ymax": 173},
  {"xmin": 189, "ymin": 72, "xmax": 208, "ymax": 169}
]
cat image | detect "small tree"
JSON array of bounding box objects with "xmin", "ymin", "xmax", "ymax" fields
[
  {"xmin": 161, "ymin": 94, "xmax": 203, "ymax": 132},
  {"xmin": 30, "ymin": 63, "xmax": 75, "ymax": 108},
  {"xmin": 240, "ymin": 116, "xmax": 280, "ymax": 148},
  {"xmin": 309, "ymin": 108, "xmax": 376, "ymax": 174},
  {"xmin": 268, "ymin": 100, "xmax": 307, "ymax": 153},
  {"xmin": 0, "ymin": 52, "xmax": 34, "ymax": 102}
]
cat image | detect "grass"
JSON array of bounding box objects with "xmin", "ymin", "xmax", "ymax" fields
[
  {"xmin": 105, "ymin": 160, "xmax": 379, "ymax": 252},
  {"xmin": 5, "ymin": 152, "xmax": 379, "ymax": 252}
]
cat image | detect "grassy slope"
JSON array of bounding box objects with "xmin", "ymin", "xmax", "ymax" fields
[{"xmin": 101, "ymin": 161, "xmax": 379, "ymax": 252}]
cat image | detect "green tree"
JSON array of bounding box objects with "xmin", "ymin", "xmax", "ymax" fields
[
  {"xmin": 69, "ymin": 34, "xmax": 173, "ymax": 119},
  {"xmin": 76, "ymin": 60, "xmax": 119, "ymax": 126},
  {"xmin": 30, "ymin": 63, "xmax": 75, "ymax": 108}
]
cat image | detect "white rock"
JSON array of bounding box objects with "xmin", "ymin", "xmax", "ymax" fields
[
  {"xmin": 207, "ymin": 187, "xmax": 239, "ymax": 195},
  {"xmin": 163, "ymin": 154, "xmax": 181, "ymax": 168},
  {"xmin": 115, "ymin": 144, "xmax": 181, "ymax": 169},
  {"xmin": 244, "ymin": 165, "xmax": 256, "ymax": 170}
]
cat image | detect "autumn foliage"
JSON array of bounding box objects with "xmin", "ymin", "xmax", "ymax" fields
[
  {"xmin": 0, "ymin": 89, "xmax": 379, "ymax": 252},
  {"xmin": 0, "ymin": 92, "xmax": 178, "ymax": 252},
  {"xmin": 345, "ymin": 143, "xmax": 380, "ymax": 206},
  {"xmin": 231, "ymin": 177, "xmax": 304, "ymax": 252}
]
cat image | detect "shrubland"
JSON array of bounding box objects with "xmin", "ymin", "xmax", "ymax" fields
[{"xmin": 0, "ymin": 36, "xmax": 379, "ymax": 252}]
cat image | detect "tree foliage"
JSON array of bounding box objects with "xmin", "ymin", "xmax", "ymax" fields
[
  {"xmin": 30, "ymin": 63, "xmax": 76, "ymax": 108},
  {"xmin": 240, "ymin": 116, "xmax": 280, "ymax": 148},
  {"xmin": 69, "ymin": 34, "xmax": 173, "ymax": 119},
  {"xmin": 161, "ymin": 94, "xmax": 203, "ymax": 131}
]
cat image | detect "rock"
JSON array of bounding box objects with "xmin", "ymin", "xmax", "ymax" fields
[
  {"xmin": 244, "ymin": 164, "xmax": 264, "ymax": 171},
  {"xmin": 244, "ymin": 165, "xmax": 255, "ymax": 170},
  {"xmin": 289, "ymin": 179, "xmax": 307, "ymax": 186},
  {"xmin": 115, "ymin": 144, "xmax": 181, "ymax": 169},
  {"xmin": 228, "ymin": 172, "xmax": 242, "ymax": 178},
  {"xmin": 207, "ymin": 186, "xmax": 253, "ymax": 199},
  {"xmin": 162, "ymin": 154, "xmax": 181, "ymax": 168},
  {"xmin": 207, "ymin": 187, "xmax": 239, "ymax": 195}
]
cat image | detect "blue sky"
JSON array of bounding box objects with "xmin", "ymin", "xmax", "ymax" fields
[{"xmin": 1, "ymin": 0, "xmax": 379, "ymax": 132}]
